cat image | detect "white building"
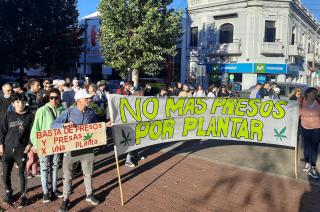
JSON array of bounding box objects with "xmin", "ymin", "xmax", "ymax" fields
[
  {"xmin": 181, "ymin": 0, "xmax": 320, "ymax": 89},
  {"xmin": 79, "ymin": 12, "xmax": 112, "ymax": 79}
]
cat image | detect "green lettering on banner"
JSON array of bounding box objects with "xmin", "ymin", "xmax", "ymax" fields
[
  {"xmin": 217, "ymin": 116, "xmax": 229, "ymax": 137},
  {"xmin": 196, "ymin": 117, "xmax": 206, "ymax": 136},
  {"xmin": 211, "ymin": 98, "xmax": 226, "ymax": 114},
  {"xmin": 165, "ymin": 98, "xmax": 185, "ymax": 118},
  {"xmin": 222, "ymin": 98, "xmax": 238, "ymax": 115},
  {"xmin": 250, "ymin": 119, "xmax": 264, "ymax": 141},
  {"xmin": 260, "ymin": 100, "xmax": 274, "ymax": 118},
  {"xmin": 195, "ymin": 98, "xmax": 208, "ymax": 115},
  {"xmin": 272, "ymin": 101, "xmax": 287, "ymax": 119},
  {"xmin": 234, "ymin": 99, "xmax": 248, "ymax": 116},
  {"xmin": 162, "ymin": 119, "xmax": 175, "ymax": 139},
  {"xmin": 120, "ymin": 98, "xmax": 141, "ymax": 123},
  {"xmin": 237, "ymin": 119, "xmax": 249, "ymax": 139},
  {"xmin": 182, "ymin": 117, "xmax": 197, "ymax": 136},
  {"xmin": 142, "ymin": 98, "xmax": 159, "ymax": 120},
  {"xmin": 149, "ymin": 121, "xmax": 162, "ymax": 140},
  {"xmin": 246, "ymin": 99, "xmax": 260, "ymax": 117},
  {"xmin": 230, "ymin": 117, "xmax": 243, "ymax": 138},
  {"xmin": 135, "ymin": 122, "xmax": 150, "ymax": 145},
  {"xmin": 183, "ymin": 98, "xmax": 195, "ymax": 115},
  {"xmin": 205, "ymin": 117, "xmax": 217, "ymax": 137}
]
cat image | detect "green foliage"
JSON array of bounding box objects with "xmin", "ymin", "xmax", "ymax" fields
[
  {"xmin": 0, "ymin": 0, "xmax": 83, "ymax": 76},
  {"xmin": 98, "ymin": 0, "xmax": 182, "ymax": 77}
]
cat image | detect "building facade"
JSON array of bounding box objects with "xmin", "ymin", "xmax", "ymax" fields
[
  {"xmin": 182, "ymin": 0, "xmax": 320, "ymax": 90},
  {"xmin": 79, "ymin": 12, "xmax": 113, "ymax": 81}
]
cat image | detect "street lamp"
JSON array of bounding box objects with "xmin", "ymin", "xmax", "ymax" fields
[{"xmin": 83, "ymin": 18, "xmax": 88, "ymax": 81}]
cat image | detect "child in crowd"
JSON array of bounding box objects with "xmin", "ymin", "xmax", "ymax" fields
[{"xmin": 0, "ymin": 93, "xmax": 34, "ymax": 208}]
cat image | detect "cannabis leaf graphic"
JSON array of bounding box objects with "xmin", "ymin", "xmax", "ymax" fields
[
  {"xmin": 83, "ymin": 133, "xmax": 93, "ymax": 141},
  {"xmin": 274, "ymin": 127, "xmax": 286, "ymax": 141},
  {"xmin": 120, "ymin": 129, "xmax": 131, "ymax": 146}
]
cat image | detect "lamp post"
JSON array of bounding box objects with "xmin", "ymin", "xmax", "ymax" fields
[{"xmin": 83, "ymin": 19, "xmax": 88, "ymax": 80}]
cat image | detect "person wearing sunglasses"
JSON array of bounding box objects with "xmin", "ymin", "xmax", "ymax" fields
[
  {"xmin": 289, "ymin": 87, "xmax": 302, "ymax": 101},
  {"xmin": 30, "ymin": 88, "xmax": 65, "ymax": 203},
  {"xmin": 0, "ymin": 84, "xmax": 13, "ymax": 117}
]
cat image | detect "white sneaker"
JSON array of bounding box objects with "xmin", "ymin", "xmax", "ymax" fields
[
  {"xmin": 309, "ymin": 167, "xmax": 320, "ymax": 179},
  {"xmin": 125, "ymin": 161, "xmax": 136, "ymax": 168},
  {"xmin": 302, "ymin": 162, "xmax": 311, "ymax": 172}
]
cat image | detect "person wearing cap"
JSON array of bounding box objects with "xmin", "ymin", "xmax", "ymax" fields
[
  {"xmin": 38, "ymin": 79, "xmax": 52, "ymax": 104},
  {"xmin": 51, "ymin": 89, "xmax": 100, "ymax": 212},
  {"xmin": 12, "ymin": 82, "xmax": 23, "ymax": 94},
  {"xmin": 218, "ymin": 84, "xmax": 230, "ymax": 97},
  {"xmin": 96, "ymin": 80, "xmax": 109, "ymax": 109}
]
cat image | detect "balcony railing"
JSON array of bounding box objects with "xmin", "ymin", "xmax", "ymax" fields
[
  {"xmin": 306, "ymin": 53, "xmax": 315, "ymax": 62},
  {"xmin": 207, "ymin": 39, "xmax": 242, "ymax": 56},
  {"xmin": 261, "ymin": 41, "xmax": 284, "ymax": 55},
  {"xmin": 288, "ymin": 44, "xmax": 305, "ymax": 57}
]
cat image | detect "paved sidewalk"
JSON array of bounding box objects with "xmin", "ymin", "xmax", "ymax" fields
[{"xmin": 0, "ymin": 143, "xmax": 319, "ymax": 211}]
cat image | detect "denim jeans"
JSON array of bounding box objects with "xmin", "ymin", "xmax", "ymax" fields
[
  {"xmin": 39, "ymin": 154, "xmax": 60, "ymax": 194},
  {"xmin": 301, "ymin": 127, "xmax": 320, "ymax": 167}
]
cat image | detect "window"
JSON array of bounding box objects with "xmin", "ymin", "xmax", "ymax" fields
[
  {"xmin": 190, "ymin": 27, "xmax": 198, "ymax": 47},
  {"xmin": 219, "ymin": 23, "xmax": 234, "ymax": 44},
  {"xmin": 308, "ymin": 42, "xmax": 311, "ymax": 53},
  {"xmin": 264, "ymin": 21, "xmax": 276, "ymax": 42},
  {"xmin": 291, "ymin": 27, "xmax": 295, "ymax": 45}
]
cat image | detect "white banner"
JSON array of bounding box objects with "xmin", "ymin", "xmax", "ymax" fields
[{"xmin": 108, "ymin": 95, "xmax": 300, "ymax": 155}]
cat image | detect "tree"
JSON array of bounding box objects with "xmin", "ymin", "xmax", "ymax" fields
[
  {"xmin": 98, "ymin": 0, "xmax": 182, "ymax": 86},
  {"xmin": 0, "ymin": 0, "xmax": 83, "ymax": 79},
  {"xmin": 0, "ymin": 0, "xmax": 41, "ymax": 80},
  {"xmin": 37, "ymin": 0, "xmax": 83, "ymax": 76}
]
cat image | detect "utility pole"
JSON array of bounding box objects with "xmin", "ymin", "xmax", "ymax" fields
[{"xmin": 84, "ymin": 19, "xmax": 88, "ymax": 80}]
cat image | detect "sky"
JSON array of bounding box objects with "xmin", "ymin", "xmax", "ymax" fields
[
  {"xmin": 77, "ymin": 0, "xmax": 319, "ymax": 20},
  {"xmin": 77, "ymin": 0, "xmax": 187, "ymax": 19}
]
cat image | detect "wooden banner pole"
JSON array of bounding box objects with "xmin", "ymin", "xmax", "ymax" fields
[
  {"xmin": 295, "ymin": 145, "xmax": 298, "ymax": 179},
  {"xmin": 114, "ymin": 145, "xmax": 124, "ymax": 206}
]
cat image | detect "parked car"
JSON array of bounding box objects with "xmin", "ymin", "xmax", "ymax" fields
[{"xmin": 239, "ymin": 82, "xmax": 308, "ymax": 99}]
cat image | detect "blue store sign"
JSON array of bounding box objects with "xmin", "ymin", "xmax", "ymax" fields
[
  {"xmin": 205, "ymin": 63, "xmax": 288, "ymax": 74},
  {"xmin": 220, "ymin": 63, "xmax": 253, "ymax": 73}
]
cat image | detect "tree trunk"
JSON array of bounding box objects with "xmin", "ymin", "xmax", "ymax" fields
[{"xmin": 132, "ymin": 69, "xmax": 139, "ymax": 89}]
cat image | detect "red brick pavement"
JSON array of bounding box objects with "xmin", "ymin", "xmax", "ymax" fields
[{"xmin": 0, "ymin": 150, "xmax": 320, "ymax": 212}]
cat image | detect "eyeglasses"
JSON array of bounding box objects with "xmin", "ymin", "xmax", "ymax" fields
[{"xmin": 49, "ymin": 96, "xmax": 60, "ymax": 100}]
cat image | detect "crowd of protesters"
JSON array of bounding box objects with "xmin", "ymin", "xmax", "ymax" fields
[{"xmin": 0, "ymin": 76, "xmax": 319, "ymax": 211}]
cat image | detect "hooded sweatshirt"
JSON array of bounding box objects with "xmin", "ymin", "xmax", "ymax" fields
[
  {"xmin": 0, "ymin": 110, "xmax": 34, "ymax": 152},
  {"xmin": 30, "ymin": 102, "xmax": 65, "ymax": 150}
]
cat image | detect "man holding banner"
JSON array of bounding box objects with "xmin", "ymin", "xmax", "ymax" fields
[
  {"xmin": 51, "ymin": 89, "xmax": 100, "ymax": 212},
  {"xmin": 30, "ymin": 88, "xmax": 65, "ymax": 203}
]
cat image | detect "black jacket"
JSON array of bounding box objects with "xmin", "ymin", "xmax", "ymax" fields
[
  {"xmin": 0, "ymin": 110, "xmax": 34, "ymax": 152},
  {"xmin": 0, "ymin": 96, "xmax": 11, "ymax": 117}
]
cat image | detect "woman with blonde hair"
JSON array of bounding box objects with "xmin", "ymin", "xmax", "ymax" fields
[{"xmin": 289, "ymin": 87, "xmax": 302, "ymax": 100}]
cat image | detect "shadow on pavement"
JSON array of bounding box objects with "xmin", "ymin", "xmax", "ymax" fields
[{"xmin": 298, "ymin": 176, "xmax": 320, "ymax": 212}]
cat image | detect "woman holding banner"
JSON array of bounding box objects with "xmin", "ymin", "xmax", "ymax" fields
[
  {"xmin": 30, "ymin": 88, "xmax": 65, "ymax": 203},
  {"xmin": 300, "ymin": 87, "xmax": 320, "ymax": 179}
]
